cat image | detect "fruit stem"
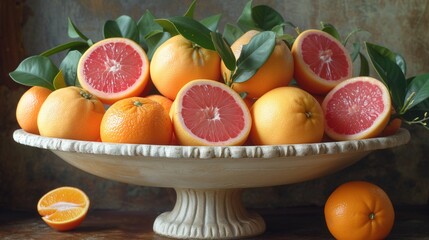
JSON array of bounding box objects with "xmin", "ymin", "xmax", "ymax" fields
[
  {"xmin": 191, "ymin": 42, "xmax": 201, "ymax": 50},
  {"xmin": 80, "ymin": 90, "xmax": 93, "ymax": 100},
  {"xmin": 134, "ymin": 100, "xmax": 143, "ymax": 107},
  {"xmin": 369, "ymin": 212, "xmax": 376, "ymax": 220}
]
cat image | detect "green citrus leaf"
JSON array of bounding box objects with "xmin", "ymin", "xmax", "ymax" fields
[
  {"xmin": 156, "ymin": 16, "xmax": 215, "ymax": 50},
  {"xmin": 68, "ymin": 18, "xmax": 90, "ymax": 41},
  {"xmin": 137, "ymin": 10, "xmax": 162, "ymax": 52},
  {"xmin": 53, "ymin": 70, "xmax": 67, "ymax": 89},
  {"xmin": 320, "ymin": 22, "xmax": 341, "ymax": 41},
  {"xmin": 103, "ymin": 15, "xmax": 139, "ymax": 42},
  {"xmin": 232, "ymin": 31, "xmax": 276, "ymax": 83},
  {"xmin": 59, "ymin": 50, "xmax": 82, "ymax": 87},
  {"xmin": 200, "ymin": 14, "xmax": 222, "ymax": 32},
  {"xmin": 359, "ymin": 52, "xmax": 370, "ymax": 76},
  {"xmin": 404, "ymin": 74, "xmax": 429, "ymax": 111},
  {"xmin": 237, "ymin": 0, "xmax": 258, "ymax": 32},
  {"xmin": 271, "ymin": 23, "xmax": 285, "ymax": 36},
  {"xmin": 39, "ymin": 41, "xmax": 88, "ymax": 57},
  {"xmin": 350, "ymin": 42, "xmax": 360, "ymax": 62},
  {"xmin": 223, "ymin": 23, "xmax": 244, "ymax": 45},
  {"xmin": 137, "ymin": 10, "xmax": 162, "ymax": 39},
  {"xmin": 365, "ymin": 42, "xmax": 406, "ymax": 75},
  {"xmin": 146, "ymin": 31, "xmax": 171, "ymax": 60},
  {"xmin": 9, "ymin": 55, "xmax": 58, "ymax": 90},
  {"xmin": 365, "ymin": 42, "xmax": 407, "ymax": 110},
  {"xmin": 184, "ymin": 0, "xmax": 197, "ymax": 18},
  {"xmin": 239, "ymin": 92, "xmax": 248, "ymax": 99},
  {"xmin": 395, "ymin": 53, "xmax": 407, "ymax": 76},
  {"xmin": 343, "ymin": 28, "xmax": 365, "ymax": 47},
  {"xmin": 211, "ymin": 32, "xmax": 236, "ymax": 72},
  {"xmin": 277, "ymin": 33, "xmax": 295, "ymax": 49},
  {"xmin": 231, "ymin": 68, "xmax": 258, "ymax": 84},
  {"xmin": 252, "ymin": 5, "xmax": 285, "ymax": 31}
]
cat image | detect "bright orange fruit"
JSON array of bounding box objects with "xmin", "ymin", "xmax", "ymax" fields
[
  {"xmin": 324, "ymin": 181, "xmax": 395, "ymax": 240},
  {"xmin": 37, "ymin": 186, "xmax": 90, "ymax": 231},
  {"xmin": 100, "ymin": 97, "xmax": 173, "ymax": 144},
  {"xmin": 15, "ymin": 86, "xmax": 52, "ymax": 134},
  {"xmin": 146, "ymin": 94, "xmax": 173, "ymax": 114},
  {"xmin": 150, "ymin": 35, "xmax": 221, "ymax": 100},
  {"xmin": 37, "ymin": 86, "xmax": 105, "ymax": 141}
]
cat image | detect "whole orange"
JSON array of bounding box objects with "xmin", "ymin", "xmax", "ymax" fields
[
  {"xmin": 324, "ymin": 181, "xmax": 395, "ymax": 240},
  {"xmin": 250, "ymin": 86, "xmax": 324, "ymax": 145},
  {"xmin": 221, "ymin": 30, "xmax": 294, "ymax": 99},
  {"xmin": 150, "ymin": 34, "xmax": 221, "ymax": 100},
  {"xmin": 146, "ymin": 94, "xmax": 173, "ymax": 114},
  {"xmin": 16, "ymin": 86, "xmax": 52, "ymax": 134},
  {"xmin": 380, "ymin": 117, "xmax": 402, "ymax": 136},
  {"xmin": 37, "ymin": 86, "xmax": 105, "ymax": 141},
  {"xmin": 100, "ymin": 97, "xmax": 172, "ymax": 144}
]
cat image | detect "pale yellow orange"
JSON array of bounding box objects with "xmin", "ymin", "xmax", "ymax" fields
[
  {"xmin": 250, "ymin": 86, "xmax": 324, "ymax": 145},
  {"xmin": 221, "ymin": 30, "xmax": 294, "ymax": 99}
]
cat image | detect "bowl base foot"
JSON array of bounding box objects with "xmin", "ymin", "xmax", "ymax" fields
[{"xmin": 153, "ymin": 188, "xmax": 265, "ymax": 239}]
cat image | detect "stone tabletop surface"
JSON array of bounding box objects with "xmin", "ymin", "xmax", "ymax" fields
[{"xmin": 1, "ymin": 206, "xmax": 428, "ymax": 239}]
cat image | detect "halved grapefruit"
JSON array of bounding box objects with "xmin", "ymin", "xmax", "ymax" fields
[
  {"xmin": 77, "ymin": 38, "xmax": 150, "ymax": 105},
  {"xmin": 171, "ymin": 79, "xmax": 252, "ymax": 146},
  {"xmin": 292, "ymin": 29, "xmax": 353, "ymax": 95},
  {"xmin": 322, "ymin": 77, "xmax": 392, "ymax": 140}
]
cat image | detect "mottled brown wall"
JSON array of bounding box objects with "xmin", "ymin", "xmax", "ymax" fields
[{"xmin": 1, "ymin": 0, "xmax": 428, "ymax": 212}]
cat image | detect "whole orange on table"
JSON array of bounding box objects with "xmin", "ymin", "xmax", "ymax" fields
[
  {"xmin": 16, "ymin": 86, "xmax": 52, "ymax": 134},
  {"xmin": 37, "ymin": 186, "xmax": 90, "ymax": 231},
  {"xmin": 100, "ymin": 97, "xmax": 173, "ymax": 144},
  {"xmin": 324, "ymin": 181, "xmax": 395, "ymax": 240},
  {"xmin": 150, "ymin": 34, "xmax": 221, "ymax": 100},
  {"xmin": 37, "ymin": 86, "xmax": 105, "ymax": 141},
  {"xmin": 221, "ymin": 30, "xmax": 294, "ymax": 99}
]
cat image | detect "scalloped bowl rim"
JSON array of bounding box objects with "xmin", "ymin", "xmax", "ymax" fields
[{"xmin": 13, "ymin": 128, "xmax": 411, "ymax": 159}]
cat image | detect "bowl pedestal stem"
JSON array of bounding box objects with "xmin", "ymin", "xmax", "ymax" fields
[{"xmin": 153, "ymin": 188, "xmax": 266, "ymax": 239}]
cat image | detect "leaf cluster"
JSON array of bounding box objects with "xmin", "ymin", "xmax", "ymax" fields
[
  {"xmin": 366, "ymin": 43, "xmax": 429, "ymax": 129},
  {"xmin": 8, "ymin": 0, "xmax": 295, "ymax": 93}
]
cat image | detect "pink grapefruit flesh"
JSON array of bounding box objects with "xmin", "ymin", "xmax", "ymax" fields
[
  {"xmin": 322, "ymin": 77, "xmax": 392, "ymax": 140},
  {"xmin": 172, "ymin": 79, "xmax": 252, "ymax": 146},
  {"xmin": 77, "ymin": 38, "xmax": 150, "ymax": 105},
  {"xmin": 292, "ymin": 29, "xmax": 353, "ymax": 94}
]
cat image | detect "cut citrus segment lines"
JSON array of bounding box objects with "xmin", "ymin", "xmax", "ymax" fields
[
  {"xmin": 77, "ymin": 37, "xmax": 150, "ymax": 105},
  {"xmin": 171, "ymin": 79, "xmax": 251, "ymax": 146},
  {"xmin": 37, "ymin": 186, "xmax": 90, "ymax": 231},
  {"xmin": 292, "ymin": 29, "xmax": 353, "ymax": 94},
  {"xmin": 322, "ymin": 77, "xmax": 392, "ymax": 140}
]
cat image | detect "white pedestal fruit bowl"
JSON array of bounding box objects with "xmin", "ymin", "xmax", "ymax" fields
[{"xmin": 13, "ymin": 128, "xmax": 410, "ymax": 239}]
